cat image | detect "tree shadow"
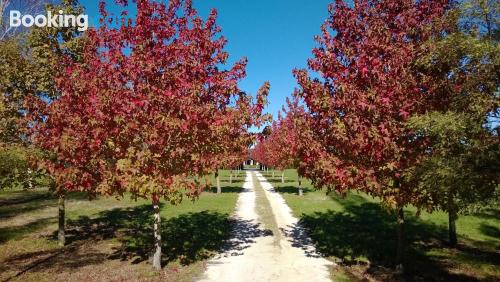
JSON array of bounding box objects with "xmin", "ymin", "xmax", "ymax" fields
[
  {"xmin": 0, "ymin": 190, "xmax": 90, "ymax": 220},
  {"xmin": 294, "ymin": 199, "xmax": 498, "ymax": 281},
  {"xmin": 205, "ymin": 185, "xmax": 243, "ymax": 194},
  {"xmin": 0, "ymin": 191, "xmax": 52, "ymax": 206},
  {"xmin": 221, "ymin": 178, "xmax": 245, "ymax": 184},
  {"xmin": 473, "ymin": 209, "xmax": 500, "ymax": 221},
  {"xmin": 217, "ymin": 216, "xmax": 273, "ymax": 257},
  {"xmin": 274, "ymin": 186, "xmax": 312, "ymax": 195},
  {"xmin": 0, "ymin": 190, "xmax": 92, "ymax": 243},
  {"xmin": 281, "ymin": 223, "xmax": 324, "ymax": 259},
  {"xmin": 59, "ymin": 204, "xmax": 270, "ymax": 266},
  {"xmin": 479, "ymin": 224, "xmax": 500, "ymax": 240},
  {"xmin": 1, "ymin": 204, "xmax": 272, "ymax": 279},
  {"xmin": 116, "ymin": 209, "xmax": 234, "ymax": 265},
  {"xmin": 0, "ymin": 217, "xmax": 55, "ymax": 243},
  {"xmin": 266, "ymin": 179, "xmax": 295, "ymax": 184},
  {"xmin": 0, "ymin": 242, "xmax": 108, "ymax": 281},
  {"xmin": 0, "ymin": 198, "xmax": 55, "ymax": 220}
]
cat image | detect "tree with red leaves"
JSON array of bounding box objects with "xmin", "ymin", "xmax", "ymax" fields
[
  {"xmin": 294, "ymin": 0, "xmax": 450, "ymax": 266},
  {"xmin": 224, "ymin": 148, "xmax": 250, "ymax": 184},
  {"xmin": 255, "ymin": 97, "xmax": 310, "ymax": 195},
  {"xmin": 30, "ymin": 0, "xmax": 267, "ymax": 270},
  {"xmin": 251, "ymin": 137, "xmax": 268, "ymax": 170},
  {"xmin": 213, "ymin": 82, "xmax": 271, "ymax": 194}
]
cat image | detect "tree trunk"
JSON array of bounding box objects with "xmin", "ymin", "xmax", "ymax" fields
[
  {"xmin": 281, "ymin": 172, "xmax": 285, "ymax": 184},
  {"xmin": 27, "ymin": 168, "xmax": 33, "ymax": 189},
  {"xmin": 298, "ymin": 176, "xmax": 303, "ymax": 196},
  {"xmin": 205, "ymin": 174, "xmax": 210, "ymax": 188},
  {"xmin": 448, "ymin": 210, "xmax": 457, "ymax": 247},
  {"xmin": 229, "ymin": 174, "xmax": 233, "ymax": 184},
  {"xmin": 152, "ymin": 198, "xmax": 162, "ymax": 270},
  {"xmin": 448, "ymin": 195, "xmax": 458, "ymax": 247},
  {"xmin": 58, "ymin": 193, "xmax": 65, "ymax": 246},
  {"xmin": 216, "ymin": 169, "xmax": 221, "ymax": 194},
  {"xmin": 396, "ymin": 207, "xmax": 404, "ymax": 270},
  {"xmin": 272, "ymin": 170, "xmax": 275, "ymax": 178}
]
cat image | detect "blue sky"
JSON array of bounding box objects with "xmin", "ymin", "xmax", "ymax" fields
[{"xmin": 79, "ymin": 0, "xmax": 331, "ymax": 124}]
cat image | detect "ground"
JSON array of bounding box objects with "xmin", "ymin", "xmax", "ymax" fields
[
  {"xmin": 201, "ymin": 171, "xmax": 332, "ymax": 282},
  {"xmin": 264, "ymin": 169, "xmax": 500, "ymax": 281},
  {"xmin": 1, "ymin": 168, "xmax": 498, "ymax": 282},
  {"xmin": 0, "ymin": 170, "xmax": 243, "ymax": 282}
]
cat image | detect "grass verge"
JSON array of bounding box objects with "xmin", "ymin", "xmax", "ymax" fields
[
  {"xmin": 262, "ymin": 169, "xmax": 500, "ymax": 281},
  {"xmin": 0, "ymin": 170, "xmax": 241, "ymax": 282}
]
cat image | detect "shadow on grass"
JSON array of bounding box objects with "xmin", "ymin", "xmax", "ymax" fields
[
  {"xmin": 0, "ymin": 191, "xmax": 90, "ymax": 220},
  {"xmin": 480, "ymin": 224, "xmax": 500, "ymax": 239},
  {"xmin": 220, "ymin": 178, "xmax": 246, "ymax": 184},
  {"xmin": 1, "ymin": 203, "xmax": 273, "ymax": 279},
  {"xmin": 294, "ymin": 197, "xmax": 499, "ymax": 281},
  {"xmin": 258, "ymin": 173, "xmax": 277, "ymax": 178},
  {"xmin": 0, "ymin": 242, "xmax": 108, "ymax": 281},
  {"xmin": 0, "ymin": 192, "xmax": 52, "ymax": 206},
  {"xmin": 205, "ymin": 185, "xmax": 243, "ymax": 194},
  {"xmin": 0, "ymin": 191, "xmax": 92, "ymax": 243},
  {"xmin": 61, "ymin": 205, "xmax": 227, "ymax": 265},
  {"xmin": 0, "ymin": 218, "xmax": 55, "ymax": 243},
  {"xmin": 274, "ymin": 186, "xmax": 312, "ymax": 195},
  {"xmin": 267, "ymin": 179, "xmax": 296, "ymax": 184},
  {"xmin": 59, "ymin": 204, "xmax": 270, "ymax": 266},
  {"xmin": 474, "ymin": 209, "xmax": 500, "ymax": 221}
]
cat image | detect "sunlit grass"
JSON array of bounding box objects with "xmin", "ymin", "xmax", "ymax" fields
[
  {"xmin": 261, "ymin": 168, "xmax": 500, "ymax": 281},
  {"xmin": 0, "ymin": 170, "xmax": 242, "ymax": 281}
]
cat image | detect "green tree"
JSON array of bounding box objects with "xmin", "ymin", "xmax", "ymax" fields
[
  {"xmin": 0, "ymin": 33, "xmax": 37, "ymax": 191},
  {"xmin": 1, "ymin": 0, "xmax": 84, "ymax": 188},
  {"xmin": 0, "ymin": 0, "xmax": 86, "ymax": 245},
  {"xmin": 408, "ymin": 0, "xmax": 499, "ymax": 246},
  {"xmin": 27, "ymin": 0, "xmax": 85, "ymax": 99},
  {"xmin": 407, "ymin": 113, "xmax": 499, "ymax": 246},
  {"xmin": 0, "ymin": 37, "xmax": 34, "ymax": 145},
  {"xmin": 28, "ymin": 0, "xmax": 86, "ymax": 247}
]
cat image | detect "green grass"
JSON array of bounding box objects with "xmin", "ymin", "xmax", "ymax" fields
[
  {"xmin": 262, "ymin": 169, "xmax": 500, "ymax": 281},
  {"xmin": 244, "ymin": 164, "xmax": 259, "ymax": 169},
  {"xmin": 0, "ymin": 170, "xmax": 242, "ymax": 281}
]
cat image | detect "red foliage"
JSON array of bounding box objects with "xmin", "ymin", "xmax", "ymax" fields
[
  {"xmin": 28, "ymin": 0, "xmax": 267, "ymax": 202},
  {"xmin": 294, "ymin": 0, "xmax": 450, "ymax": 207},
  {"xmin": 253, "ymin": 97, "xmax": 309, "ymax": 172}
]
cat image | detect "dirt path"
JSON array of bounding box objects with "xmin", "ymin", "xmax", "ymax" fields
[{"xmin": 200, "ymin": 171, "xmax": 333, "ymax": 282}]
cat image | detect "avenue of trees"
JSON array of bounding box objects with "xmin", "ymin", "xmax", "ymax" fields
[
  {"xmin": 1, "ymin": 0, "xmax": 498, "ymax": 273},
  {"xmin": 253, "ymin": 0, "xmax": 499, "ymax": 268},
  {"xmin": 252, "ymin": 97, "xmax": 309, "ymax": 195}
]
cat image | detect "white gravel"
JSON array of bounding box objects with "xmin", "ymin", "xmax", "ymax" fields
[{"xmin": 199, "ymin": 171, "xmax": 333, "ymax": 282}]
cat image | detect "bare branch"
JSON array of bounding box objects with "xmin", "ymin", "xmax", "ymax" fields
[{"xmin": 0, "ymin": 0, "xmax": 54, "ymax": 39}]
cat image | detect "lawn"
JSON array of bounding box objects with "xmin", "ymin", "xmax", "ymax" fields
[
  {"xmin": 0, "ymin": 170, "xmax": 243, "ymax": 282},
  {"xmin": 261, "ymin": 169, "xmax": 500, "ymax": 282}
]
